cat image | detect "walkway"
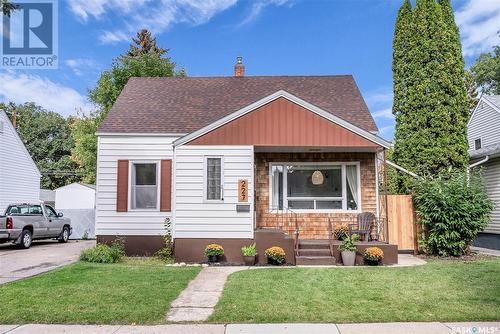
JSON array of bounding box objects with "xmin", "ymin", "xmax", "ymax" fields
[
  {"xmin": 166, "ymin": 266, "xmax": 247, "ymax": 322},
  {"xmin": 471, "ymin": 246, "xmax": 500, "ymax": 257},
  {"xmin": 1, "ymin": 322, "xmax": 499, "ymax": 334}
]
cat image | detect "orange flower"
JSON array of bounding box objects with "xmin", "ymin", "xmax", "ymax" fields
[{"xmin": 364, "ymin": 247, "xmax": 384, "ymax": 261}]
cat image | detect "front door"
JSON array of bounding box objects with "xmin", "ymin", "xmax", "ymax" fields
[{"xmin": 44, "ymin": 205, "xmax": 61, "ymax": 237}]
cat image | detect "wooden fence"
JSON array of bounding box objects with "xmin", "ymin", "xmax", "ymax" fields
[{"xmin": 386, "ymin": 194, "xmax": 418, "ymax": 252}]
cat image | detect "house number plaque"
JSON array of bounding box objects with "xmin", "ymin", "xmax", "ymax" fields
[{"xmin": 238, "ymin": 179, "xmax": 248, "ymax": 202}]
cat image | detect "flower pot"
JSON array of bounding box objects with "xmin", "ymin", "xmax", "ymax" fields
[
  {"xmin": 341, "ymin": 251, "xmax": 356, "ymax": 266},
  {"xmin": 207, "ymin": 254, "xmax": 221, "ymax": 263},
  {"xmin": 243, "ymin": 255, "xmax": 256, "ymax": 266},
  {"xmin": 364, "ymin": 258, "xmax": 381, "ymax": 266},
  {"xmin": 267, "ymin": 257, "xmax": 284, "ymax": 265}
]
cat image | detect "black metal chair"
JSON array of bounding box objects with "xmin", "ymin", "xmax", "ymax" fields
[{"xmin": 348, "ymin": 212, "xmax": 376, "ymax": 241}]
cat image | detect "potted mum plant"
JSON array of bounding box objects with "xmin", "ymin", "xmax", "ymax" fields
[
  {"xmin": 204, "ymin": 244, "xmax": 224, "ymax": 263},
  {"xmin": 265, "ymin": 246, "xmax": 285, "ymax": 265},
  {"xmin": 241, "ymin": 243, "xmax": 257, "ymax": 266},
  {"xmin": 338, "ymin": 234, "xmax": 359, "ymax": 266},
  {"xmin": 363, "ymin": 247, "xmax": 384, "ymax": 266}
]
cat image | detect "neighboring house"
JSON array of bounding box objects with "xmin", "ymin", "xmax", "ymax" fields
[
  {"xmin": 55, "ymin": 183, "xmax": 96, "ymax": 239},
  {"xmin": 95, "ymin": 58, "xmax": 395, "ymax": 264},
  {"xmin": 40, "ymin": 189, "xmax": 55, "ymax": 207},
  {"xmin": 468, "ymin": 95, "xmax": 500, "ymax": 250},
  {"xmin": 0, "ymin": 111, "xmax": 40, "ymax": 214}
]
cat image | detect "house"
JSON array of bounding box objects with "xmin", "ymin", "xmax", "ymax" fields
[
  {"xmin": 96, "ymin": 58, "xmax": 398, "ymax": 264},
  {"xmin": 55, "ymin": 183, "xmax": 96, "ymax": 239},
  {"xmin": 468, "ymin": 95, "xmax": 500, "ymax": 250},
  {"xmin": 0, "ymin": 111, "xmax": 41, "ymax": 214}
]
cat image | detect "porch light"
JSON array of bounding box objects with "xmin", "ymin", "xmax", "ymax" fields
[{"xmin": 312, "ymin": 170, "xmax": 324, "ymax": 185}]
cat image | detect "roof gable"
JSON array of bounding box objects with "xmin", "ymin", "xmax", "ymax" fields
[
  {"xmin": 98, "ymin": 75, "xmax": 378, "ymax": 135},
  {"xmin": 177, "ymin": 91, "xmax": 390, "ymax": 148}
]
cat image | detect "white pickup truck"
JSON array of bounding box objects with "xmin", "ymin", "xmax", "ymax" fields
[{"xmin": 0, "ymin": 203, "xmax": 72, "ymax": 249}]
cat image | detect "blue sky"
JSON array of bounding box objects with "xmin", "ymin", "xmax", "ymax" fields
[{"xmin": 1, "ymin": 0, "xmax": 499, "ymax": 140}]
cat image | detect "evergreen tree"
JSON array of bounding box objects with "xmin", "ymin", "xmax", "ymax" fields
[
  {"xmin": 464, "ymin": 70, "xmax": 479, "ymax": 112},
  {"xmin": 127, "ymin": 29, "xmax": 167, "ymax": 57},
  {"xmin": 392, "ymin": 0, "xmax": 469, "ymax": 192}
]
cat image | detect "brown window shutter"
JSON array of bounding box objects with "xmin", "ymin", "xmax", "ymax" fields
[
  {"xmin": 116, "ymin": 160, "xmax": 129, "ymax": 212},
  {"xmin": 160, "ymin": 160, "xmax": 172, "ymax": 212}
]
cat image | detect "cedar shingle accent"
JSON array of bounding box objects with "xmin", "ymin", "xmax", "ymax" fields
[
  {"xmin": 160, "ymin": 160, "xmax": 172, "ymax": 212},
  {"xmin": 116, "ymin": 160, "xmax": 129, "ymax": 212},
  {"xmin": 98, "ymin": 76, "xmax": 378, "ymax": 134}
]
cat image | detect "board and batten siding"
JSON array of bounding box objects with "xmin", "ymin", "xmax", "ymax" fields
[
  {"xmin": 96, "ymin": 135, "xmax": 178, "ymax": 236},
  {"xmin": 0, "ymin": 111, "xmax": 40, "ymax": 214},
  {"xmin": 481, "ymin": 158, "xmax": 500, "ymax": 234},
  {"xmin": 468, "ymin": 100, "xmax": 500, "ymax": 150},
  {"xmin": 174, "ymin": 145, "xmax": 254, "ymax": 239}
]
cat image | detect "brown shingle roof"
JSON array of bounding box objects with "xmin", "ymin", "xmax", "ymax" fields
[{"xmin": 98, "ymin": 75, "xmax": 378, "ymax": 134}]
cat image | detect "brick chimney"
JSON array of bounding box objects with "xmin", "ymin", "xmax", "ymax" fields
[{"xmin": 234, "ymin": 56, "xmax": 245, "ymax": 77}]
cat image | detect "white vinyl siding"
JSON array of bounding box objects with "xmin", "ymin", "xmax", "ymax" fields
[
  {"xmin": 96, "ymin": 135, "xmax": 178, "ymax": 236},
  {"xmin": 481, "ymin": 158, "xmax": 500, "ymax": 234},
  {"xmin": 0, "ymin": 112, "xmax": 40, "ymax": 214},
  {"xmin": 174, "ymin": 145, "xmax": 254, "ymax": 239},
  {"xmin": 468, "ymin": 100, "xmax": 500, "ymax": 150}
]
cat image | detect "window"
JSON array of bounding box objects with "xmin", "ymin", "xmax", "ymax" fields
[
  {"xmin": 270, "ymin": 163, "xmax": 360, "ymax": 211},
  {"xmin": 44, "ymin": 205, "xmax": 57, "ymax": 217},
  {"xmin": 206, "ymin": 157, "xmax": 222, "ymax": 201},
  {"xmin": 475, "ymin": 138, "xmax": 482, "ymax": 150},
  {"xmin": 131, "ymin": 162, "xmax": 159, "ymax": 210}
]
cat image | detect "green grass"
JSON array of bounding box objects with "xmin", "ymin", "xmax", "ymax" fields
[
  {"xmin": 0, "ymin": 259, "xmax": 200, "ymax": 324},
  {"xmin": 210, "ymin": 256, "xmax": 500, "ymax": 323}
]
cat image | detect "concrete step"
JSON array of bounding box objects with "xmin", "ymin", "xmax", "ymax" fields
[
  {"xmin": 296, "ymin": 256, "xmax": 336, "ymax": 265},
  {"xmin": 298, "ymin": 249, "xmax": 332, "ymax": 257}
]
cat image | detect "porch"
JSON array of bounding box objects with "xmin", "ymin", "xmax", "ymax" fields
[{"xmin": 253, "ymin": 151, "xmax": 398, "ymax": 265}]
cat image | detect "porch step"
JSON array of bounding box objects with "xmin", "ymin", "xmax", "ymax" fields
[
  {"xmin": 296, "ymin": 256, "xmax": 336, "ymax": 266},
  {"xmin": 298, "ymin": 249, "xmax": 332, "ymax": 257},
  {"xmin": 298, "ymin": 240, "xmax": 330, "ymax": 249}
]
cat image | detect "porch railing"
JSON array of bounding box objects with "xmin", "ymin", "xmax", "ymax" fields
[{"xmin": 269, "ymin": 206, "xmax": 299, "ymax": 256}]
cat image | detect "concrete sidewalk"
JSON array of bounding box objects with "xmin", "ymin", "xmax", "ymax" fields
[{"xmin": 1, "ymin": 322, "xmax": 499, "ymax": 334}]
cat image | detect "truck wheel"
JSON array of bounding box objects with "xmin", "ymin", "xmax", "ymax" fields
[
  {"xmin": 19, "ymin": 230, "xmax": 32, "ymax": 249},
  {"xmin": 59, "ymin": 226, "xmax": 69, "ymax": 243}
]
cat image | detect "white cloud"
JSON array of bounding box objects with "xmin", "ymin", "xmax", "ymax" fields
[
  {"xmin": 372, "ymin": 108, "xmax": 394, "ymax": 120},
  {"xmin": 65, "ymin": 58, "xmax": 100, "ymax": 76},
  {"xmin": 238, "ymin": 0, "xmax": 292, "ymax": 27},
  {"xmin": 68, "ymin": 0, "xmax": 238, "ymax": 43},
  {"xmin": 67, "ymin": 0, "xmax": 293, "ymax": 44},
  {"xmin": 0, "ymin": 72, "xmax": 92, "ymax": 116},
  {"xmin": 455, "ymin": 0, "xmax": 500, "ymax": 57}
]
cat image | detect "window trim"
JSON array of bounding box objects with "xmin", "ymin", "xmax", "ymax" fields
[
  {"xmin": 474, "ymin": 137, "xmax": 482, "ymax": 150},
  {"xmin": 128, "ymin": 160, "xmax": 161, "ymax": 212},
  {"xmin": 203, "ymin": 156, "xmax": 224, "ymax": 203},
  {"xmin": 268, "ymin": 161, "xmax": 361, "ymax": 213}
]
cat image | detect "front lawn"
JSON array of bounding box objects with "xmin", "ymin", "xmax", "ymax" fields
[
  {"xmin": 210, "ymin": 256, "xmax": 500, "ymax": 323},
  {"xmin": 0, "ymin": 259, "xmax": 201, "ymax": 324}
]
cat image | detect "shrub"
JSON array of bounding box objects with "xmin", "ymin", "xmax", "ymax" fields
[
  {"xmin": 265, "ymin": 246, "xmax": 285, "ymax": 265},
  {"xmin": 364, "ymin": 247, "xmax": 384, "ymax": 261},
  {"xmin": 155, "ymin": 218, "xmax": 173, "ymax": 262},
  {"xmin": 80, "ymin": 239, "xmax": 125, "ymax": 263},
  {"xmin": 413, "ymin": 170, "xmax": 494, "ymax": 256},
  {"xmin": 241, "ymin": 243, "xmax": 257, "ymax": 257},
  {"xmin": 204, "ymin": 244, "xmax": 224, "ymax": 257},
  {"xmin": 333, "ymin": 225, "xmax": 349, "ymax": 240}
]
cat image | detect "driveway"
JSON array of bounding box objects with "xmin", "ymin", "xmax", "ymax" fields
[{"xmin": 0, "ymin": 240, "xmax": 95, "ymax": 284}]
